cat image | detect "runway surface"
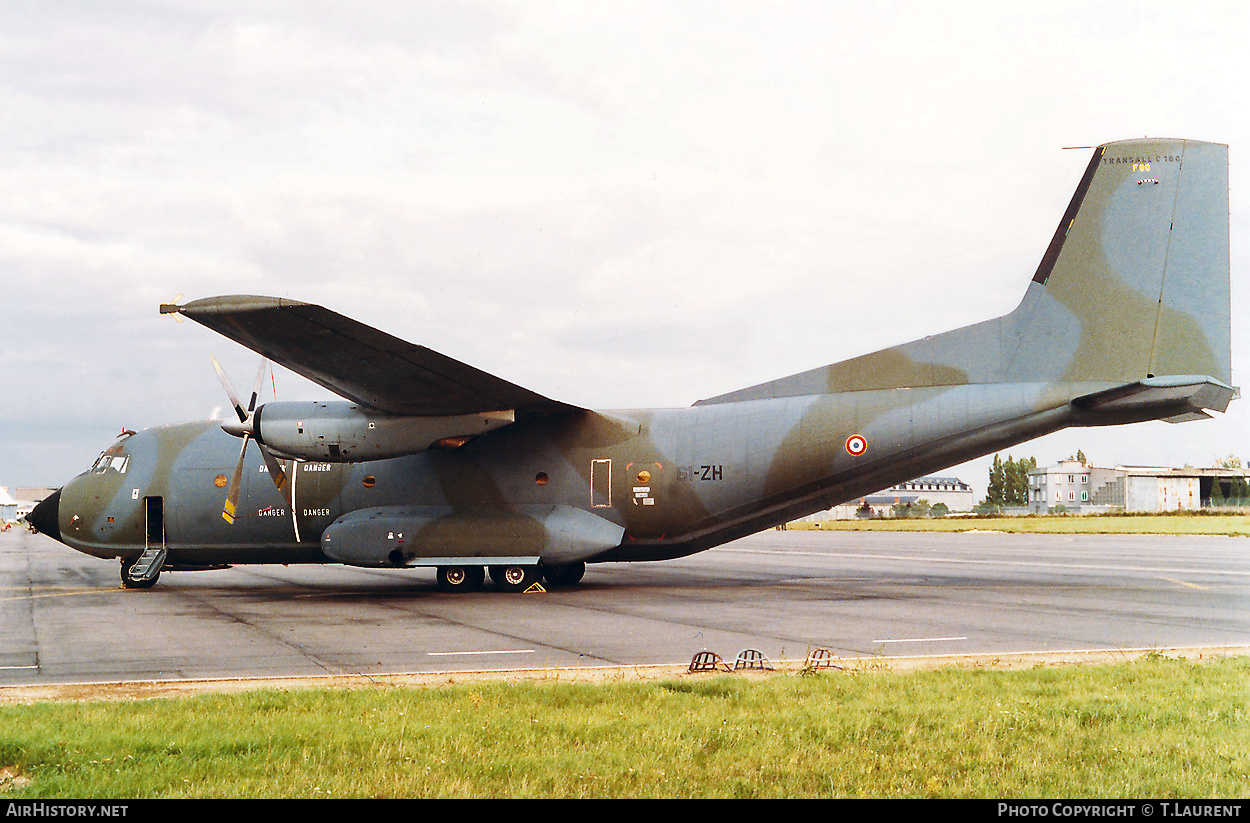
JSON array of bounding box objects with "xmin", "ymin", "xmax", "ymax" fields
[{"xmin": 2, "ymin": 526, "xmax": 1248, "ymax": 689}]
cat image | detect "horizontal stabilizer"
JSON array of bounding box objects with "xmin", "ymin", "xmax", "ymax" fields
[{"xmin": 1072, "ymin": 375, "xmax": 1237, "ymax": 423}]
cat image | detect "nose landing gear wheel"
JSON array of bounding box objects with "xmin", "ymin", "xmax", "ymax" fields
[
  {"xmin": 436, "ymin": 565, "xmax": 485, "ymax": 593},
  {"xmin": 119, "ymin": 558, "xmax": 159, "ymax": 589},
  {"xmin": 489, "ymin": 564, "xmax": 540, "ymax": 592}
]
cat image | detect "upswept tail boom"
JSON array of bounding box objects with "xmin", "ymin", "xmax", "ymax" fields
[{"xmin": 698, "ymin": 138, "xmax": 1231, "ymax": 404}]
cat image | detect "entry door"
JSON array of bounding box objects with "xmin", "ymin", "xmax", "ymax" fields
[{"xmin": 144, "ymin": 496, "xmax": 165, "ymax": 548}]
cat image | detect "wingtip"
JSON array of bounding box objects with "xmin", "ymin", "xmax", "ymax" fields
[{"xmin": 181, "ymin": 295, "xmax": 311, "ymax": 316}]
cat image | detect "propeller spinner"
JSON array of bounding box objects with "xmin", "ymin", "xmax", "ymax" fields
[{"xmin": 211, "ymin": 356, "xmax": 289, "ymax": 523}]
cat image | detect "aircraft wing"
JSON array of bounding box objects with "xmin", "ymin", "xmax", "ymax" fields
[{"xmin": 163, "ymin": 295, "xmax": 582, "ymax": 418}]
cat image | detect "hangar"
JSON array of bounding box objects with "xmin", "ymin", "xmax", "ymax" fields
[
  {"xmin": 0, "ymin": 487, "xmax": 15, "ymax": 523},
  {"xmin": 2, "ymin": 487, "xmax": 56, "ymax": 525},
  {"xmin": 1027, "ymin": 461, "xmax": 1250, "ymax": 514}
]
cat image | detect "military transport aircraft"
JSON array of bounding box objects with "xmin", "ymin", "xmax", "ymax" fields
[{"xmin": 27, "ymin": 137, "xmax": 1236, "ymax": 592}]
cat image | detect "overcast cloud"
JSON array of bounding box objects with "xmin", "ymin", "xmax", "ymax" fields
[{"xmin": 2, "ymin": 1, "xmax": 1248, "ymax": 493}]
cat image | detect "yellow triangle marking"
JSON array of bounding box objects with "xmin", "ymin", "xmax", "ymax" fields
[{"xmin": 523, "ymin": 582, "xmax": 546, "ymax": 594}]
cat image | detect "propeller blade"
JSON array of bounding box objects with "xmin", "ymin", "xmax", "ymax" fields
[
  {"xmin": 259, "ymin": 444, "xmax": 290, "ymax": 501},
  {"xmin": 247, "ymin": 359, "xmax": 267, "ymax": 414},
  {"xmin": 222, "ymin": 434, "xmax": 249, "ymax": 524},
  {"xmin": 212, "ymin": 355, "xmax": 249, "ymax": 425},
  {"xmin": 213, "ymin": 356, "xmax": 277, "ymax": 524}
]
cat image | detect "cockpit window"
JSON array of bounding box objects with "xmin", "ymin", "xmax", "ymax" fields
[{"xmin": 90, "ymin": 453, "xmax": 129, "ymax": 474}]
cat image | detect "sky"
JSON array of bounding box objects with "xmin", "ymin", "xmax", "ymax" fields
[{"xmin": 2, "ymin": 1, "xmax": 1249, "ymax": 497}]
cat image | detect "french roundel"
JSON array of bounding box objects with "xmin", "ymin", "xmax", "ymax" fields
[{"xmin": 845, "ymin": 435, "xmax": 867, "ymax": 456}]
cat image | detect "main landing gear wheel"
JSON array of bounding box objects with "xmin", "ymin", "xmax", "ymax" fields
[
  {"xmin": 436, "ymin": 565, "xmax": 485, "ymax": 593},
  {"xmin": 542, "ymin": 561, "xmax": 586, "ymax": 587},
  {"xmin": 119, "ymin": 558, "xmax": 158, "ymax": 589},
  {"xmin": 489, "ymin": 564, "xmax": 541, "ymax": 593}
]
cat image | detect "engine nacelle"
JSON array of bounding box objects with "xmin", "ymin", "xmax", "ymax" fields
[{"xmin": 238, "ymin": 401, "xmax": 514, "ymax": 462}]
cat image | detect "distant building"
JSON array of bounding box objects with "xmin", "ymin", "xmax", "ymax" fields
[
  {"xmin": 1027, "ymin": 460, "xmax": 1122, "ymax": 513},
  {"xmin": 2, "ymin": 487, "xmax": 55, "ymax": 523},
  {"xmin": 1027, "ymin": 462, "xmax": 1250, "ymax": 513},
  {"xmin": 812, "ymin": 476, "xmax": 976, "ymax": 520}
]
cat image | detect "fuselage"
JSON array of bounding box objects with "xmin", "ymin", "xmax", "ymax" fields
[{"xmin": 39, "ymin": 380, "xmax": 1128, "ymax": 569}]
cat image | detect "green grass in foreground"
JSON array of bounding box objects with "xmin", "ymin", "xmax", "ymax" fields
[
  {"xmin": 792, "ymin": 513, "xmax": 1250, "ymax": 536},
  {"xmin": 1, "ymin": 656, "xmax": 1246, "ymax": 798}
]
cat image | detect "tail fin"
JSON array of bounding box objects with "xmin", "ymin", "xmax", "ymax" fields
[
  {"xmin": 698, "ymin": 138, "xmax": 1231, "ymax": 405},
  {"xmin": 1019, "ymin": 138, "xmax": 1230, "ymax": 385}
]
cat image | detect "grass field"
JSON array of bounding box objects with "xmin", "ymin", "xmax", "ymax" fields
[
  {"xmin": 1, "ymin": 655, "xmax": 1246, "ymax": 798},
  {"xmin": 787, "ymin": 513, "xmax": 1250, "ymax": 536}
]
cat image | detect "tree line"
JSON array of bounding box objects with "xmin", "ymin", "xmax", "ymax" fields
[
  {"xmin": 985, "ymin": 454, "xmax": 1038, "ymax": 508},
  {"xmin": 1210, "ymin": 455, "xmax": 1250, "ymax": 505}
]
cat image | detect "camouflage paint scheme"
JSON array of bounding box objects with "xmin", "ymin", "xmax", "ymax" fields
[{"xmin": 27, "ymin": 138, "xmax": 1236, "ymax": 591}]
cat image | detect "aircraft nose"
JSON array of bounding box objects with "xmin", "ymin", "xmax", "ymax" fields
[{"xmin": 26, "ymin": 488, "xmax": 62, "ymax": 543}]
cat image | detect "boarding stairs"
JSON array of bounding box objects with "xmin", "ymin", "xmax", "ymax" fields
[{"xmin": 128, "ymin": 545, "xmax": 167, "ymax": 584}]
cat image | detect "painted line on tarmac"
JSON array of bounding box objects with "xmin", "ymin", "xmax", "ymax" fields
[
  {"xmin": 873, "ymin": 636, "xmax": 968, "ymax": 644},
  {"xmin": 426, "ymin": 649, "xmax": 536, "ymax": 657},
  {"xmin": 0, "ymin": 588, "xmax": 130, "ymax": 602},
  {"xmin": 4, "ymin": 648, "xmax": 1248, "ymax": 703},
  {"xmin": 721, "ymin": 547, "xmax": 1250, "ymax": 577},
  {"xmin": 1160, "ymin": 577, "xmax": 1210, "ymax": 590}
]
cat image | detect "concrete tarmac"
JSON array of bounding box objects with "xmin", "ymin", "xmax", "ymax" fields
[{"xmin": 2, "ymin": 526, "xmax": 1247, "ymax": 695}]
